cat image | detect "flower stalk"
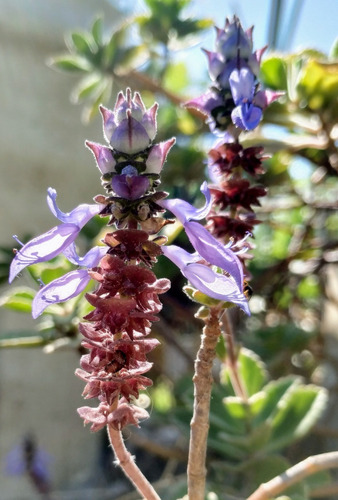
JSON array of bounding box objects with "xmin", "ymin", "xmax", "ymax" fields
[
  {"xmin": 187, "ymin": 305, "xmax": 223, "ymax": 500},
  {"xmin": 107, "ymin": 423, "xmax": 161, "ymax": 500},
  {"xmin": 184, "ymin": 16, "xmax": 282, "ymax": 498}
]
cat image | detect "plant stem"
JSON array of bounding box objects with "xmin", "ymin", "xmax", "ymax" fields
[
  {"xmin": 187, "ymin": 306, "xmax": 222, "ymax": 500},
  {"xmin": 247, "ymin": 451, "xmax": 338, "ymax": 500},
  {"xmin": 107, "ymin": 424, "xmax": 161, "ymax": 500},
  {"xmin": 222, "ymin": 311, "xmax": 247, "ymax": 401}
]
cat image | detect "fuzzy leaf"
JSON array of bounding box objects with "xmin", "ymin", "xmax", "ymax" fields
[
  {"xmin": 0, "ymin": 287, "xmax": 35, "ymax": 313},
  {"xmin": 69, "ymin": 31, "xmax": 97, "ymax": 56},
  {"xmin": 260, "ymin": 57, "xmax": 288, "ymax": 90},
  {"xmin": 49, "ymin": 54, "xmax": 92, "ymax": 72},
  {"xmin": 266, "ymin": 384, "xmax": 328, "ymax": 452},
  {"xmin": 91, "ymin": 17, "xmax": 103, "ymax": 46},
  {"xmin": 70, "ymin": 73, "xmax": 105, "ymax": 103}
]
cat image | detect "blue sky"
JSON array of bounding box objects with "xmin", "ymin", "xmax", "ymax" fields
[
  {"xmin": 121, "ymin": 0, "xmax": 337, "ymax": 55},
  {"xmin": 191, "ymin": 0, "xmax": 337, "ymax": 54}
]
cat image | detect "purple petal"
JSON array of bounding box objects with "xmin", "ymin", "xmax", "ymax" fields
[
  {"xmin": 162, "ymin": 245, "xmax": 249, "ymax": 315},
  {"xmin": 145, "ymin": 138, "xmax": 176, "ymax": 174},
  {"xmin": 184, "ymin": 263, "xmax": 250, "ymax": 314},
  {"xmin": 32, "ymin": 269, "xmax": 91, "ymax": 318},
  {"xmin": 229, "ymin": 68, "xmax": 255, "ymax": 104},
  {"xmin": 110, "ymin": 115, "xmax": 151, "ymax": 154},
  {"xmin": 9, "ymin": 224, "xmax": 80, "ymax": 283},
  {"xmin": 85, "ymin": 141, "xmax": 116, "ymax": 174},
  {"xmin": 47, "ymin": 188, "xmax": 101, "ymax": 226},
  {"xmin": 253, "ymin": 89, "xmax": 285, "ymax": 109},
  {"xmin": 184, "ymin": 221, "xmax": 244, "ymax": 290},
  {"xmin": 63, "ymin": 244, "xmax": 107, "ymax": 267},
  {"xmin": 100, "ymin": 105, "xmax": 118, "ymax": 143},
  {"xmin": 111, "ymin": 174, "xmax": 150, "ymax": 200},
  {"xmin": 161, "ymin": 244, "xmax": 200, "ymax": 268},
  {"xmin": 202, "ymin": 49, "xmax": 224, "ymax": 80},
  {"xmin": 231, "ymin": 104, "xmax": 262, "ymax": 130},
  {"xmin": 184, "ymin": 91, "xmax": 222, "ymax": 115},
  {"xmin": 141, "ymin": 102, "xmax": 158, "ymax": 141},
  {"xmin": 159, "ymin": 182, "xmax": 212, "ymax": 224}
]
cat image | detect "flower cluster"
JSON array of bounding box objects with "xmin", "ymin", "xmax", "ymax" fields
[
  {"xmin": 186, "ymin": 16, "xmax": 282, "ymax": 133},
  {"xmin": 10, "ymin": 89, "xmax": 249, "ymax": 431},
  {"xmin": 185, "ymin": 17, "xmax": 282, "ymax": 268}
]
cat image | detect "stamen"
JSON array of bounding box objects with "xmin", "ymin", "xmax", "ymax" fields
[{"xmin": 12, "ymin": 235, "xmax": 24, "ymax": 246}]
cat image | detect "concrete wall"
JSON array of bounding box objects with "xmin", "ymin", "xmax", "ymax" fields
[{"xmin": 0, "ymin": 1, "xmax": 124, "ymax": 497}]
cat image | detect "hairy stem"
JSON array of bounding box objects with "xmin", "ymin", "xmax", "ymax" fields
[
  {"xmin": 247, "ymin": 451, "xmax": 338, "ymax": 500},
  {"xmin": 107, "ymin": 424, "xmax": 161, "ymax": 500},
  {"xmin": 187, "ymin": 306, "xmax": 222, "ymax": 500}
]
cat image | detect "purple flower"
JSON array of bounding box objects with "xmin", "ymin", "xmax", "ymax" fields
[
  {"xmin": 9, "ymin": 188, "xmax": 101, "ymax": 283},
  {"xmin": 111, "ymin": 166, "xmax": 150, "ymax": 200},
  {"xmin": 5, "ymin": 435, "xmax": 52, "ymax": 495},
  {"xmin": 160, "ymin": 183, "xmax": 249, "ymax": 313},
  {"xmin": 100, "ymin": 89, "xmax": 158, "ymax": 154},
  {"xmin": 162, "ymin": 245, "xmax": 249, "ymax": 314},
  {"xmin": 215, "ymin": 19, "xmax": 253, "ymax": 60},
  {"xmin": 32, "ymin": 244, "xmax": 107, "ymax": 318},
  {"xmin": 229, "ymin": 68, "xmax": 262, "ymax": 130}
]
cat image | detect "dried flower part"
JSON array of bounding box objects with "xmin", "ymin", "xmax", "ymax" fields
[
  {"xmin": 76, "ymin": 251, "xmax": 170, "ymax": 430},
  {"xmin": 208, "ymin": 143, "xmax": 266, "ymax": 178},
  {"xmin": 208, "ymin": 213, "xmax": 261, "ymax": 241},
  {"xmin": 210, "ymin": 179, "xmax": 266, "ymax": 211}
]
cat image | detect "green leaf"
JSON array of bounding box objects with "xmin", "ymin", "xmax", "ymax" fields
[
  {"xmin": 163, "ymin": 62, "xmax": 188, "ymax": 93},
  {"xmin": 260, "ymin": 57, "xmax": 288, "ymax": 90},
  {"xmin": 81, "ymin": 77, "xmax": 113, "ymax": 122},
  {"xmin": 91, "ymin": 17, "xmax": 103, "ymax": 46},
  {"xmin": 69, "ymin": 31, "xmax": 97, "ymax": 57},
  {"xmin": 114, "ymin": 45, "xmax": 149, "ymax": 75},
  {"xmin": 103, "ymin": 27, "xmax": 127, "ymax": 67},
  {"xmin": 70, "ymin": 73, "xmax": 105, "ymax": 103},
  {"xmin": 252, "ymin": 377, "xmax": 301, "ymax": 425},
  {"xmin": 0, "ymin": 287, "xmax": 35, "ymax": 313},
  {"xmin": 298, "ymin": 59, "xmax": 338, "ymax": 110},
  {"xmin": 221, "ymin": 348, "xmax": 268, "ymax": 397},
  {"xmin": 239, "ymin": 348, "xmax": 268, "ymax": 396},
  {"xmin": 49, "ymin": 54, "xmax": 92, "ymax": 72},
  {"xmin": 266, "ymin": 384, "xmax": 328, "ymax": 452}
]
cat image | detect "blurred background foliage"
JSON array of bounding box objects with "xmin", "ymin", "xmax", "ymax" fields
[{"xmin": 1, "ymin": 0, "xmax": 337, "ymax": 498}]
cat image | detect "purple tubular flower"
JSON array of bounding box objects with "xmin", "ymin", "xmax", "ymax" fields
[
  {"xmin": 160, "ymin": 183, "xmax": 249, "ymax": 313},
  {"xmin": 162, "ymin": 245, "xmax": 250, "ymax": 315},
  {"xmin": 229, "ymin": 68, "xmax": 262, "ymax": 130},
  {"xmin": 32, "ymin": 244, "xmax": 107, "ymax": 318},
  {"xmin": 160, "ymin": 181, "xmax": 212, "ymax": 224},
  {"xmin": 9, "ymin": 189, "xmax": 101, "ymax": 283}
]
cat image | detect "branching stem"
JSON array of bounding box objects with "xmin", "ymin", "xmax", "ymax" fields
[{"xmin": 247, "ymin": 451, "xmax": 338, "ymax": 500}]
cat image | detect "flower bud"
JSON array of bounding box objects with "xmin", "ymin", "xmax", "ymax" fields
[{"xmin": 100, "ymin": 89, "xmax": 158, "ymax": 155}]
